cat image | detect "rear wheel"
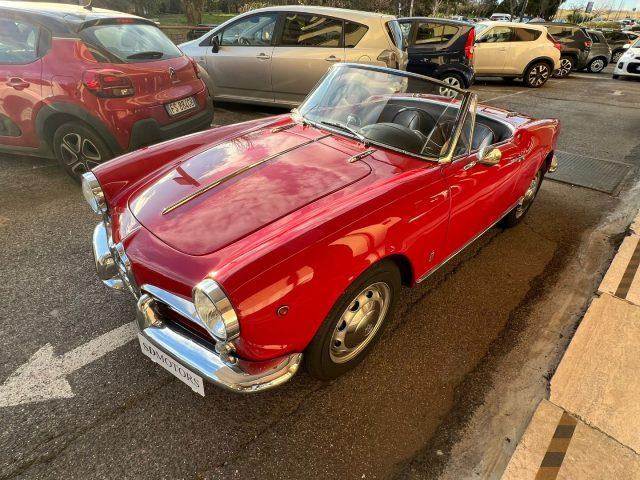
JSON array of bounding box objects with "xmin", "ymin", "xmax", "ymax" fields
[
  {"xmin": 587, "ymin": 57, "xmax": 606, "ymax": 73},
  {"xmin": 304, "ymin": 260, "xmax": 401, "ymax": 380},
  {"xmin": 553, "ymin": 56, "xmax": 574, "ymax": 78},
  {"xmin": 438, "ymin": 73, "xmax": 465, "ymax": 98},
  {"xmin": 523, "ymin": 61, "xmax": 551, "ymax": 88},
  {"xmin": 53, "ymin": 122, "xmax": 113, "ymax": 182},
  {"xmin": 501, "ymin": 167, "xmax": 543, "ymax": 228}
]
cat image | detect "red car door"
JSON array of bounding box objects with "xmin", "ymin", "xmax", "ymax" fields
[
  {"xmin": 441, "ymin": 140, "xmax": 524, "ymax": 258},
  {"xmin": 0, "ymin": 17, "xmax": 44, "ymax": 149}
]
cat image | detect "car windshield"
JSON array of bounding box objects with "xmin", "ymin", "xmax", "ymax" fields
[
  {"xmin": 296, "ymin": 65, "xmax": 470, "ymax": 160},
  {"xmin": 475, "ymin": 23, "xmax": 490, "ymax": 35}
]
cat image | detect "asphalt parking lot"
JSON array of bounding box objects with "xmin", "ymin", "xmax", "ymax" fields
[{"xmin": 1, "ymin": 68, "xmax": 640, "ymax": 480}]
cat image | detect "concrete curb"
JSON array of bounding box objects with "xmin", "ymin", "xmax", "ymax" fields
[{"xmin": 502, "ymin": 212, "xmax": 640, "ymax": 479}]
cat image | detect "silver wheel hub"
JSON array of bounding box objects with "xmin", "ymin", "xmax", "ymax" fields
[
  {"xmin": 329, "ymin": 282, "xmax": 390, "ymax": 363},
  {"xmin": 515, "ymin": 171, "xmax": 541, "ymax": 218},
  {"xmin": 558, "ymin": 58, "xmax": 572, "ymax": 76},
  {"xmin": 60, "ymin": 133, "xmax": 102, "ymax": 175},
  {"xmin": 591, "ymin": 59, "xmax": 604, "ymax": 72},
  {"xmin": 529, "ymin": 65, "xmax": 549, "ymax": 86},
  {"xmin": 439, "ymin": 77, "xmax": 461, "ymax": 98}
]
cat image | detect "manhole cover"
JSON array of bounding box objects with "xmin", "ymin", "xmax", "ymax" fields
[{"xmin": 546, "ymin": 151, "xmax": 632, "ymax": 194}]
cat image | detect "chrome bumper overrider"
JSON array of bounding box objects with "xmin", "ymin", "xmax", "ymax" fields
[
  {"xmin": 549, "ymin": 154, "xmax": 558, "ymax": 173},
  {"xmin": 136, "ymin": 294, "xmax": 303, "ymax": 393},
  {"xmin": 92, "ymin": 221, "xmax": 303, "ymax": 393}
]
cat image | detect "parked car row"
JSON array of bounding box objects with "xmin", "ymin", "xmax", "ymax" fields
[{"xmin": 2, "ymin": 1, "xmax": 633, "ymax": 186}]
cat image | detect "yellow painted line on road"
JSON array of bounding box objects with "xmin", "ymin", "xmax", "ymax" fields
[{"xmin": 534, "ymin": 411, "xmax": 578, "ymax": 480}]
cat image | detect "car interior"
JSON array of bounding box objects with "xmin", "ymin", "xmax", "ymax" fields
[{"xmin": 353, "ymin": 97, "xmax": 513, "ymax": 158}]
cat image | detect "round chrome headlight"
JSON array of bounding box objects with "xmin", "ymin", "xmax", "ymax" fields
[
  {"xmin": 81, "ymin": 172, "xmax": 107, "ymax": 215},
  {"xmin": 193, "ymin": 279, "xmax": 239, "ymax": 342}
]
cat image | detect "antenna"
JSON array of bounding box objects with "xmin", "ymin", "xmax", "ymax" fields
[{"xmin": 80, "ymin": 0, "xmax": 93, "ymax": 11}]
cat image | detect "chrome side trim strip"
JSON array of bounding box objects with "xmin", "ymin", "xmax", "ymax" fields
[
  {"xmin": 162, "ymin": 134, "xmax": 331, "ymax": 215},
  {"xmin": 416, "ymin": 198, "xmax": 521, "ymax": 284},
  {"xmin": 348, "ymin": 149, "xmax": 376, "ymax": 163}
]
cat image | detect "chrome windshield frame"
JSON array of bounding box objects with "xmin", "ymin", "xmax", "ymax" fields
[{"xmin": 294, "ymin": 63, "xmax": 474, "ymax": 164}]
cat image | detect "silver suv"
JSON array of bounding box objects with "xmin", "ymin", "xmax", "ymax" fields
[
  {"xmin": 180, "ymin": 6, "xmax": 407, "ymax": 107},
  {"xmin": 583, "ymin": 30, "xmax": 611, "ymax": 73}
]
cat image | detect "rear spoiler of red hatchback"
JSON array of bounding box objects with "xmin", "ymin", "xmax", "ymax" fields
[{"xmin": 76, "ymin": 16, "xmax": 158, "ymax": 33}]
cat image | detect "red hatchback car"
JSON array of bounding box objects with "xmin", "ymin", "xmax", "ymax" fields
[
  {"xmin": 0, "ymin": 1, "xmax": 213, "ymax": 180},
  {"xmin": 84, "ymin": 65, "xmax": 559, "ymax": 395}
]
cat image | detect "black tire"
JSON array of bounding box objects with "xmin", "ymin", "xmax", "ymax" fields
[
  {"xmin": 612, "ymin": 74, "xmax": 621, "ymax": 80},
  {"xmin": 304, "ymin": 260, "xmax": 401, "ymax": 380},
  {"xmin": 501, "ymin": 167, "xmax": 544, "ymax": 228},
  {"xmin": 553, "ymin": 56, "xmax": 574, "ymax": 78},
  {"xmin": 523, "ymin": 61, "xmax": 552, "ymax": 88},
  {"xmin": 587, "ymin": 57, "xmax": 607, "ymax": 73},
  {"xmin": 53, "ymin": 122, "xmax": 113, "ymax": 182}
]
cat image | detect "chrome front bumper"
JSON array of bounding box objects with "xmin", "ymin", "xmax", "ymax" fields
[
  {"xmin": 92, "ymin": 221, "xmax": 303, "ymax": 393},
  {"xmin": 548, "ymin": 154, "xmax": 558, "ymax": 173},
  {"xmin": 136, "ymin": 294, "xmax": 303, "ymax": 393}
]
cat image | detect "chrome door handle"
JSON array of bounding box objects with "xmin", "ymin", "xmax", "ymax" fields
[
  {"xmin": 463, "ymin": 160, "xmax": 477, "ymax": 171},
  {"xmin": 256, "ymin": 53, "xmax": 271, "ymax": 60},
  {"xmin": 325, "ymin": 55, "xmax": 340, "ymax": 62}
]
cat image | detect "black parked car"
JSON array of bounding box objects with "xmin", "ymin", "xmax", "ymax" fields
[
  {"xmin": 398, "ymin": 18, "xmax": 475, "ymax": 89},
  {"xmin": 530, "ymin": 22, "xmax": 592, "ymax": 78},
  {"xmin": 602, "ymin": 30, "xmax": 640, "ymax": 63}
]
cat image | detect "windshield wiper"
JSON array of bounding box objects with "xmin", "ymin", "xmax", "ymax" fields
[
  {"xmin": 126, "ymin": 51, "xmax": 164, "ymax": 60},
  {"xmin": 318, "ymin": 120, "xmax": 368, "ymax": 145}
]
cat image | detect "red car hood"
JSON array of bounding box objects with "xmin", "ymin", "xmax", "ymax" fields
[{"xmin": 129, "ymin": 128, "xmax": 372, "ymax": 256}]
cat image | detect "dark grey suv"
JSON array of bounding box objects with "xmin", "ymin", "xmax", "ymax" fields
[
  {"xmin": 602, "ymin": 30, "xmax": 640, "ymax": 63},
  {"xmin": 530, "ymin": 22, "xmax": 592, "ymax": 78}
]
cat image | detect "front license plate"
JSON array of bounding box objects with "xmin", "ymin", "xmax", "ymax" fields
[
  {"xmin": 138, "ymin": 334, "xmax": 205, "ymax": 396},
  {"xmin": 165, "ymin": 96, "xmax": 197, "ymax": 116}
]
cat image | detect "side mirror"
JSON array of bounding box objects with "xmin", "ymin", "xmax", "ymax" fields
[
  {"xmin": 478, "ymin": 146, "xmax": 502, "ymax": 166},
  {"xmin": 211, "ymin": 35, "xmax": 220, "ymax": 53}
]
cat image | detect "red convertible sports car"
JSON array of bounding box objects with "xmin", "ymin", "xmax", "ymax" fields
[{"xmin": 83, "ymin": 64, "xmax": 559, "ymax": 395}]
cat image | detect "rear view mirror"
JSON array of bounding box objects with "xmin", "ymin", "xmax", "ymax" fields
[
  {"xmin": 478, "ymin": 147, "xmax": 502, "ymax": 166},
  {"xmin": 211, "ymin": 35, "xmax": 220, "ymax": 53}
]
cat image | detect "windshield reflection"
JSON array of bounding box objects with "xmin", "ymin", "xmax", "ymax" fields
[{"xmin": 297, "ymin": 65, "xmax": 469, "ymax": 159}]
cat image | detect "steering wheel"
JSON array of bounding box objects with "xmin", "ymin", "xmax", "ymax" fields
[
  {"xmin": 238, "ymin": 37, "xmax": 251, "ymax": 45},
  {"xmin": 422, "ymin": 120, "xmax": 457, "ymax": 157},
  {"xmin": 391, "ymin": 107, "xmax": 438, "ymax": 134}
]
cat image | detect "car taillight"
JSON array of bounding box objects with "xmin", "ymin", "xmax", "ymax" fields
[
  {"xmin": 377, "ymin": 49, "xmax": 398, "ymax": 69},
  {"xmin": 547, "ymin": 34, "xmax": 561, "ymax": 50},
  {"xmin": 585, "ymin": 40, "xmax": 593, "ymax": 48},
  {"xmin": 83, "ymin": 70, "xmax": 135, "ymax": 98},
  {"xmin": 465, "ymin": 28, "xmax": 475, "ymax": 61}
]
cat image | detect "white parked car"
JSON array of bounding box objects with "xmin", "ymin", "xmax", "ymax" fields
[
  {"xmin": 473, "ymin": 21, "xmax": 561, "ymax": 87},
  {"xmin": 490, "ymin": 13, "xmax": 512, "ymax": 22},
  {"xmin": 613, "ymin": 37, "xmax": 640, "ymax": 80},
  {"xmin": 179, "ymin": 6, "xmax": 407, "ymax": 107}
]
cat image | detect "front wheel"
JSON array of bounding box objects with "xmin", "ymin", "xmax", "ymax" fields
[
  {"xmin": 501, "ymin": 168, "xmax": 543, "ymax": 228},
  {"xmin": 553, "ymin": 56, "xmax": 574, "ymax": 78},
  {"xmin": 53, "ymin": 122, "xmax": 113, "ymax": 182},
  {"xmin": 304, "ymin": 261, "xmax": 401, "ymax": 380},
  {"xmin": 523, "ymin": 62, "xmax": 551, "ymax": 88},
  {"xmin": 587, "ymin": 57, "xmax": 607, "ymax": 73}
]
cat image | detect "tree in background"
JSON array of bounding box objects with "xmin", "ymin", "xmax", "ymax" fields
[{"xmin": 183, "ymin": 0, "xmax": 205, "ymax": 23}]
